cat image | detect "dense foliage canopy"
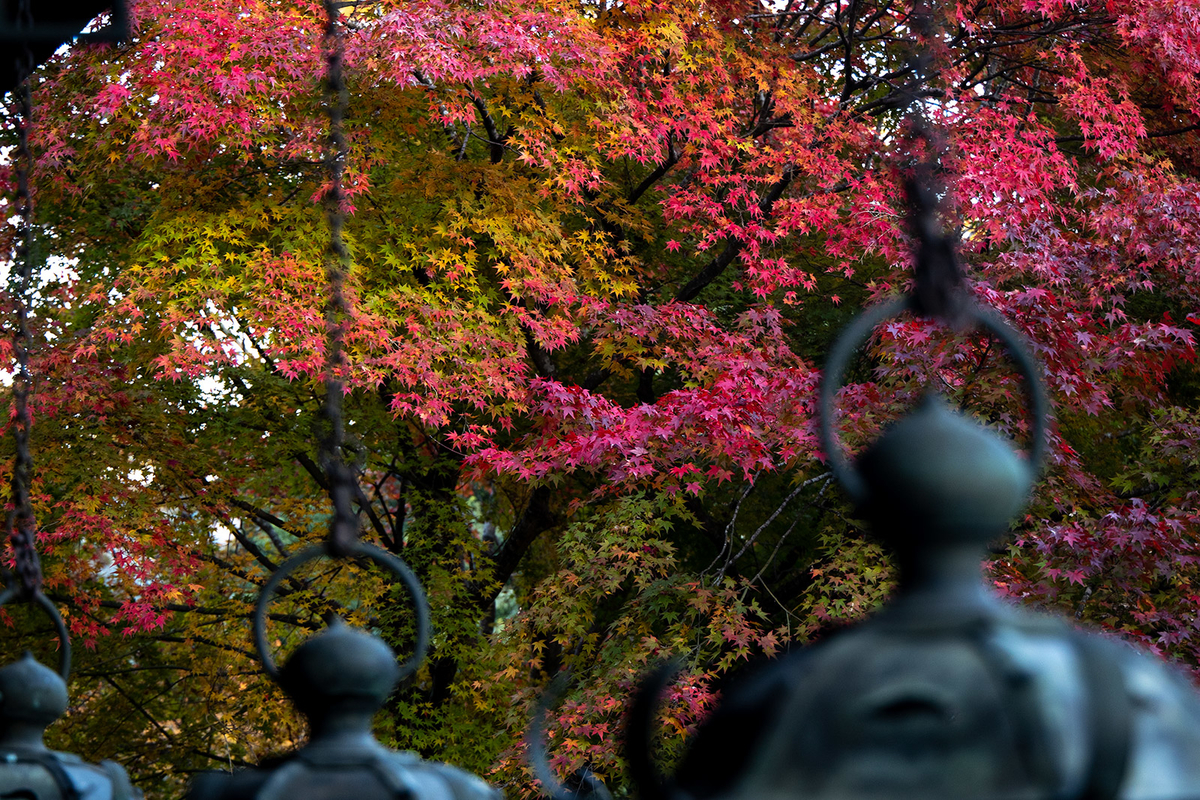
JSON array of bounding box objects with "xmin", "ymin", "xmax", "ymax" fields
[{"xmin": 4, "ymin": 0, "xmax": 1200, "ymax": 795}]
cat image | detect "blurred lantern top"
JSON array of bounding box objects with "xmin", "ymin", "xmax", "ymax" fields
[
  {"xmin": 188, "ymin": 618, "xmax": 504, "ymax": 800},
  {"xmin": 655, "ymin": 322, "xmax": 1200, "ymax": 800},
  {"xmin": 0, "ymin": 651, "xmax": 142, "ymax": 800},
  {"xmin": 2, "ymin": 0, "xmax": 128, "ymax": 92}
]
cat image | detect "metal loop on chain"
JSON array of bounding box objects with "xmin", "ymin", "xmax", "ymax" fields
[
  {"xmin": 252, "ymin": 542, "xmax": 431, "ymax": 683},
  {"xmin": 527, "ymin": 672, "xmax": 578, "ymax": 800},
  {"xmin": 818, "ymin": 295, "xmax": 1049, "ymax": 505},
  {"xmin": 623, "ymin": 660, "xmax": 686, "ymax": 800},
  {"xmin": 0, "ymin": 587, "xmax": 71, "ymax": 680}
]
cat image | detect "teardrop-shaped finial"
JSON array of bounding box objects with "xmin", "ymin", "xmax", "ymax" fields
[
  {"xmin": 856, "ymin": 393, "xmax": 1033, "ymax": 548},
  {"xmin": 277, "ymin": 616, "xmax": 400, "ymax": 732},
  {"xmin": 0, "ymin": 651, "xmax": 68, "ymax": 750},
  {"xmin": 855, "ymin": 394, "xmax": 1033, "ymax": 614}
]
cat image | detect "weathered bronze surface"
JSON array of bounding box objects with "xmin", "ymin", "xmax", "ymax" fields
[
  {"xmin": 0, "ymin": 651, "xmax": 142, "ymax": 800},
  {"xmin": 188, "ymin": 619, "xmax": 502, "ymax": 800},
  {"xmin": 623, "ymin": 300, "xmax": 1200, "ymax": 800}
]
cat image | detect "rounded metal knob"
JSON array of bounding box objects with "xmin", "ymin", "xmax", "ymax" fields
[
  {"xmin": 0, "ymin": 651, "xmax": 68, "ymax": 749},
  {"xmin": 278, "ymin": 617, "xmax": 400, "ymax": 718},
  {"xmin": 857, "ymin": 393, "xmax": 1033, "ymax": 546}
]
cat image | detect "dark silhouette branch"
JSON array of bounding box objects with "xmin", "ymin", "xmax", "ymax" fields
[{"xmin": 676, "ymin": 167, "xmax": 795, "ymax": 302}]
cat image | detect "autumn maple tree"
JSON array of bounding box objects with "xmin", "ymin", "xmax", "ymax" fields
[{"xmin": 3, "ymin": 0, "xmax": 1200, "ymax": 795}]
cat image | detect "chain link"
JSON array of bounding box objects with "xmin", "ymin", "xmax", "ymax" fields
[
  {"xmin": 7, "ymin": 0, "xmax": 43, "ymax": 599},
  {"xmin": 320, "ymin": 0, "xmax": 359, "ymax": 558},
  {"xmin": 900, "ymin": 0, "xmax": 970, "ymax": 326}
]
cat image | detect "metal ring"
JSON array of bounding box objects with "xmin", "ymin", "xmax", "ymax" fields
[
  {"xmin": 818, "ymin": 295, "xmax": 1050, "ymax": 505},
  {"xmin": 527, "ymin": 673, "xmax": 580, "ymax": 800},
  {"xmin": 0, "ymin": 588, "xmax": 71, "ymax": 681},
  {"xmin": 252, "ymin": 542, "xmax": 431, "ymax": 682}
]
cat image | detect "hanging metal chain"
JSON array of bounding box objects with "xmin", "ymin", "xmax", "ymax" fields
[
  {"xmin": 897, "ymin": 0, "xmax": 935, "ymax": 118},
  {"xmin": 6, "ymin": 0, "xmax": 44, "ymax": 600},
  {"xmin": 899, "ymin": 0, "xmax": 969, "ymax": 327},
  {"xmin": 320, "ymin": 0, "xmax": 359, "ymax": 558}
]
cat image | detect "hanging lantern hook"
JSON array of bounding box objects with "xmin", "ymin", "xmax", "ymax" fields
[
  {"xmin": 318, "ymin": 0, "xmax": 358, "ymax": 560},
  {"xmin": 0, "ymin": 588, "xmax": 71, "ymax": 681},
  {"xmin": 623, "ymin": 660, "xmax": 693, "ymax": 800},
  {"xmin": 0, "ymin": 0, "xmax": 71, "ymax": 685},
  {"xmin": 241, "ymin": 0, "xmax": 432, "ymax": 692},
  {"xmin": 819, "ymin": 0, "xmax": 1048, "ymax": 505},
  {"xmin": 526, "ymin": 672, "xmax": 613, "ymax": 800},
  {"xmin": 252, "ymin": 541, "xmax": 431, "ymax": 682},
  {"xmin": 818, "ymin": 296, "xmax": 1050, "ymax": 507}
]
